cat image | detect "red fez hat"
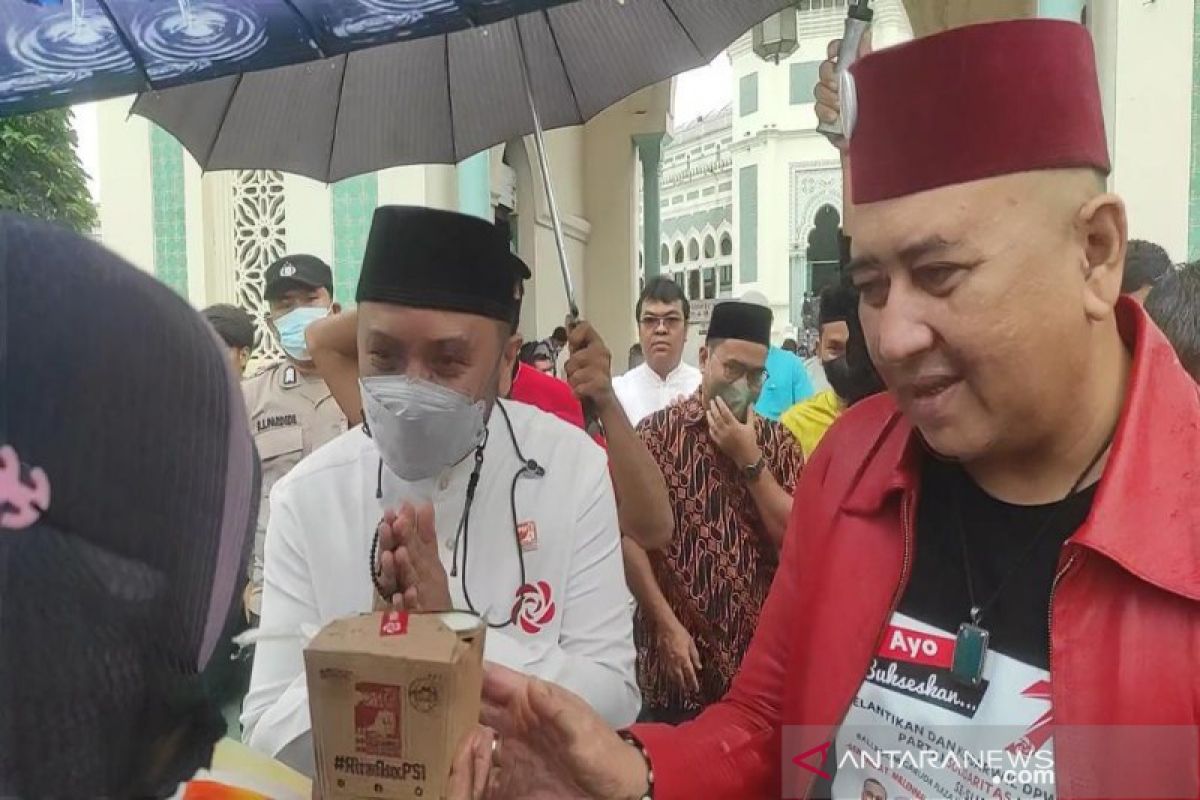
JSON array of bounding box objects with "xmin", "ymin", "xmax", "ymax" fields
[{"xmin": 847, "ymin": 20, "xmax": 1110, "ymax": 204}]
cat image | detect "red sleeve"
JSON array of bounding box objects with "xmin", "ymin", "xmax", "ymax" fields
[
  {"xmin": 510, "ymin": 363, "xmax": 586, "ymax": 430},
  {"xmin": 629, "ymin": 441, "xmax": 833, "ymax": 800},
  {"xmin": 510, "ymin": 364, "xmax": 608, "ymax": 449}
]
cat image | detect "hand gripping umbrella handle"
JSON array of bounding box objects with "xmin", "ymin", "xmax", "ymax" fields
[{"xmin": 816, "ymin": 0, "xmax": 874, "ymax": 147}]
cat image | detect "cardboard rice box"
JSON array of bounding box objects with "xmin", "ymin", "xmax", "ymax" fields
[{"xmin": 305, "ymin": 610, "xmax": 485, "ymax": 800}]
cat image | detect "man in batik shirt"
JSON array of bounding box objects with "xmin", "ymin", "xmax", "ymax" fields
[{"xmin": 626, "ymin": 300, "xmax": 803, "ymax": 723}]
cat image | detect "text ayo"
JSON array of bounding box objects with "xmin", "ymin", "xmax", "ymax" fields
[{"xmin": 889, "ymin": 628, "xmax": 944, "ymax": 658}]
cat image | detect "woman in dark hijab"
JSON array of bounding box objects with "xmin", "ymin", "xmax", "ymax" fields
[{"xmin": 0, "ymin": 214, "xmax": 260, "ymax": 797}]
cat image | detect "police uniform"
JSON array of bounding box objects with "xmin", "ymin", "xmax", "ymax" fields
[{"xmin": 242, "ymin": 255, "xmax": 347, "ymax": 617}]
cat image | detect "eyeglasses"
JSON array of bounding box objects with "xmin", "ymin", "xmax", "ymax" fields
[
  {"xmin": 639, "ymin": 314, "xmax": 685, "ymax": 332},
  {"xmin": 719, "ymin": 359, "xmax": 768, "ymax": 388}
]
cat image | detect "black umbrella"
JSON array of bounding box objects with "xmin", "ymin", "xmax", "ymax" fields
[{"xmin": 133, "ymin": 0, "xmax": 793, "ymax": 315}]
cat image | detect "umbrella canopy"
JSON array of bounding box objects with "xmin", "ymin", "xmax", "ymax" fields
[
  {"xmin": 132, "ymin": 0, "xmax": 793, "ymax": 182},
  {"xmin": 0, "ymin": 0, "xmax": 583, "ymax": 117}
]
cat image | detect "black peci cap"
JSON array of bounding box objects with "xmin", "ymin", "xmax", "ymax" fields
[
  {"xmin": 357, "ymin": 206, "xmax": 530, "ymax": 326},
  {"xmin": 818, "ymin": 283, "xmax": 858, "ymax": 328},
  {"xmin": 708, "ymin": 300, "xmax": 772, "ymax": 347}
]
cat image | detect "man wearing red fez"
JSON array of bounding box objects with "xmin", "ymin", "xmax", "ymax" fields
[{"xmin": 447, "ymin": 20, "xmax": 1200, "ymax": 800}]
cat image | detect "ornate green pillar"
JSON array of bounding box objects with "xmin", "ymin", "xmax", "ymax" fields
[
  {"xmin": 457, "ymin": 152, "xmax": 493, "ymax": 221},
  {"xmin": 332, "ymin": 173, "xmax": 379, "ymax": 305},
  {"xmin": 635, "ymin": 133, "xmax": 665, "ymax": 279},
  {"xmin": 149, "ymin": 125, "xmax": 188, "ymax": 298},
  {"xmin": 1037, "ymin": 0, "xmax": 1083, "ymax": 20}
]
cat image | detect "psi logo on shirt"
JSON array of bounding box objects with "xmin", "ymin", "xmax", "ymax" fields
[
  {"xmin": 512, "ymin": 581, "xmax": 556, "ymax": 634},
  {"xmin": 517, "ymin": 521, "xmax": 539, "ymax": 552}
]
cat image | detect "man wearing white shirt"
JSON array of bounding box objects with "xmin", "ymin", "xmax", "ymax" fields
[
  {"xmin": 612, "ymin": 277, "xmax": 701, "ymax": 426},
  {"xmin": 241, "ymin": 206, "xmax": 639, "ymax": 769}
]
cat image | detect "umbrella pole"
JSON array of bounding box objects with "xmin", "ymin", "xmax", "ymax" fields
[{"xmin": 515, "ymin": 23, "xmax": 580, "ymax": 320}]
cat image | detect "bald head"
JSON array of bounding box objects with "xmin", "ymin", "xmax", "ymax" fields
[{"xmin": 1026, "ymin": 168, "xmax": 1109, "ymax": 232}]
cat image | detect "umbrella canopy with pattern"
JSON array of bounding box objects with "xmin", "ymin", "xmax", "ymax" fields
[
  {"xmin": 131, "ymin": 0, "xmax": 793, "ymax": 182},
  {"xmin": 0, "ymin": 0, "xmax": 583, "ymax": 116}
]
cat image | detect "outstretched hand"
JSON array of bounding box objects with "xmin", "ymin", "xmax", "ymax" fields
[{"xmin": 446, "ymin": 664, "xmax": 650, "ymax": 800}]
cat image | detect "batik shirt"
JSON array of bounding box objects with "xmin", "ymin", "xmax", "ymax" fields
[{"xmin": 635, "ymin": 390, "xmax": 803, "ymax": 712}]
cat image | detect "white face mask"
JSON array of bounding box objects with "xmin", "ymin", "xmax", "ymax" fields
[
  {"xmin": 360, "ymin": 376, "xmax": 488, "ymax": 482},
  {"xmin": 274, "ymin": 305, "xmax": 329, "ymax": 361}
]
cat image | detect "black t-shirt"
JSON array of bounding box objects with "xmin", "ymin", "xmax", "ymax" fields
[
  {"xmin": 810, "ymin": 455, "xmax": 1097, "ymax": 798},
  {"xmin": 901, "ymin": 455, "xmax": 1097, "ymax": 669}
]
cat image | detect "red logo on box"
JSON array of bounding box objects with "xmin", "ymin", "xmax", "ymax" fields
[
  {"xmin": 380, "ymin": 610, "xmax": 409, "ymax": 637},
  {"xmin": 354, "ymin": 682, "xmax": 403, "ymax": 758}
]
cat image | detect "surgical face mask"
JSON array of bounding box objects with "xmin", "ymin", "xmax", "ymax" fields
[
  {"xmin": 712, "ymin": 379, "xmax": 756, "ymax": 423},
  {"xmin": 361, "ymin": 375, "xmax": 488, "ymax": 482},
  {"xmin": 274, "ymin": 305, "xmax": 328, "ymax": 361}
]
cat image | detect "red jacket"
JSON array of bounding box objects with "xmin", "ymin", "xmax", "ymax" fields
[{"xmin": 634, "ymin": 301, "xmax": 1200, "ymax": 799}]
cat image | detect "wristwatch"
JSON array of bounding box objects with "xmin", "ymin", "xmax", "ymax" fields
[{"xmin": 743, "ymin": 453, "xmax": 766, "ymax": 482}]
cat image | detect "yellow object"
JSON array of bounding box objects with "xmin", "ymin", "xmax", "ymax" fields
[
  {"xmin": 780, "ymin": 390, "xmax": 844, "ymax": 460},
  {"xmin": 178, "ymin": 739, "xmax": 311, "ymax": 800}
]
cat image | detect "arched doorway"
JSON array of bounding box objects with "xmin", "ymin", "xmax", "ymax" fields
[
  {"xmin": 806, "ymin": 204, "xmax": 842, "ymax": 293},
  {"xmin": 790, "ymin": 203, "xmax": 841, "ymax": 328}
]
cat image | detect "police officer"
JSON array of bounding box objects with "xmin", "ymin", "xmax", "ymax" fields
[{"xmin": 242, "ymin": 254, "xmax": 347, "ymax": 620}]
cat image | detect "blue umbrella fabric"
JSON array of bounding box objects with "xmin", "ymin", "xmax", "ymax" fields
[
  {"xmin": 132, "ymin": 0, "xmax": 793, "ymax": 182},
  {"xmin": 0, "ymin": 0, "xmax": 581, "ymax": 116}
]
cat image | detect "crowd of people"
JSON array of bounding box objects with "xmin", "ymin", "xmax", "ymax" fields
[{"xmin": 2, "ymin": 16, "xmax": 1198, "ymax": 800}]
